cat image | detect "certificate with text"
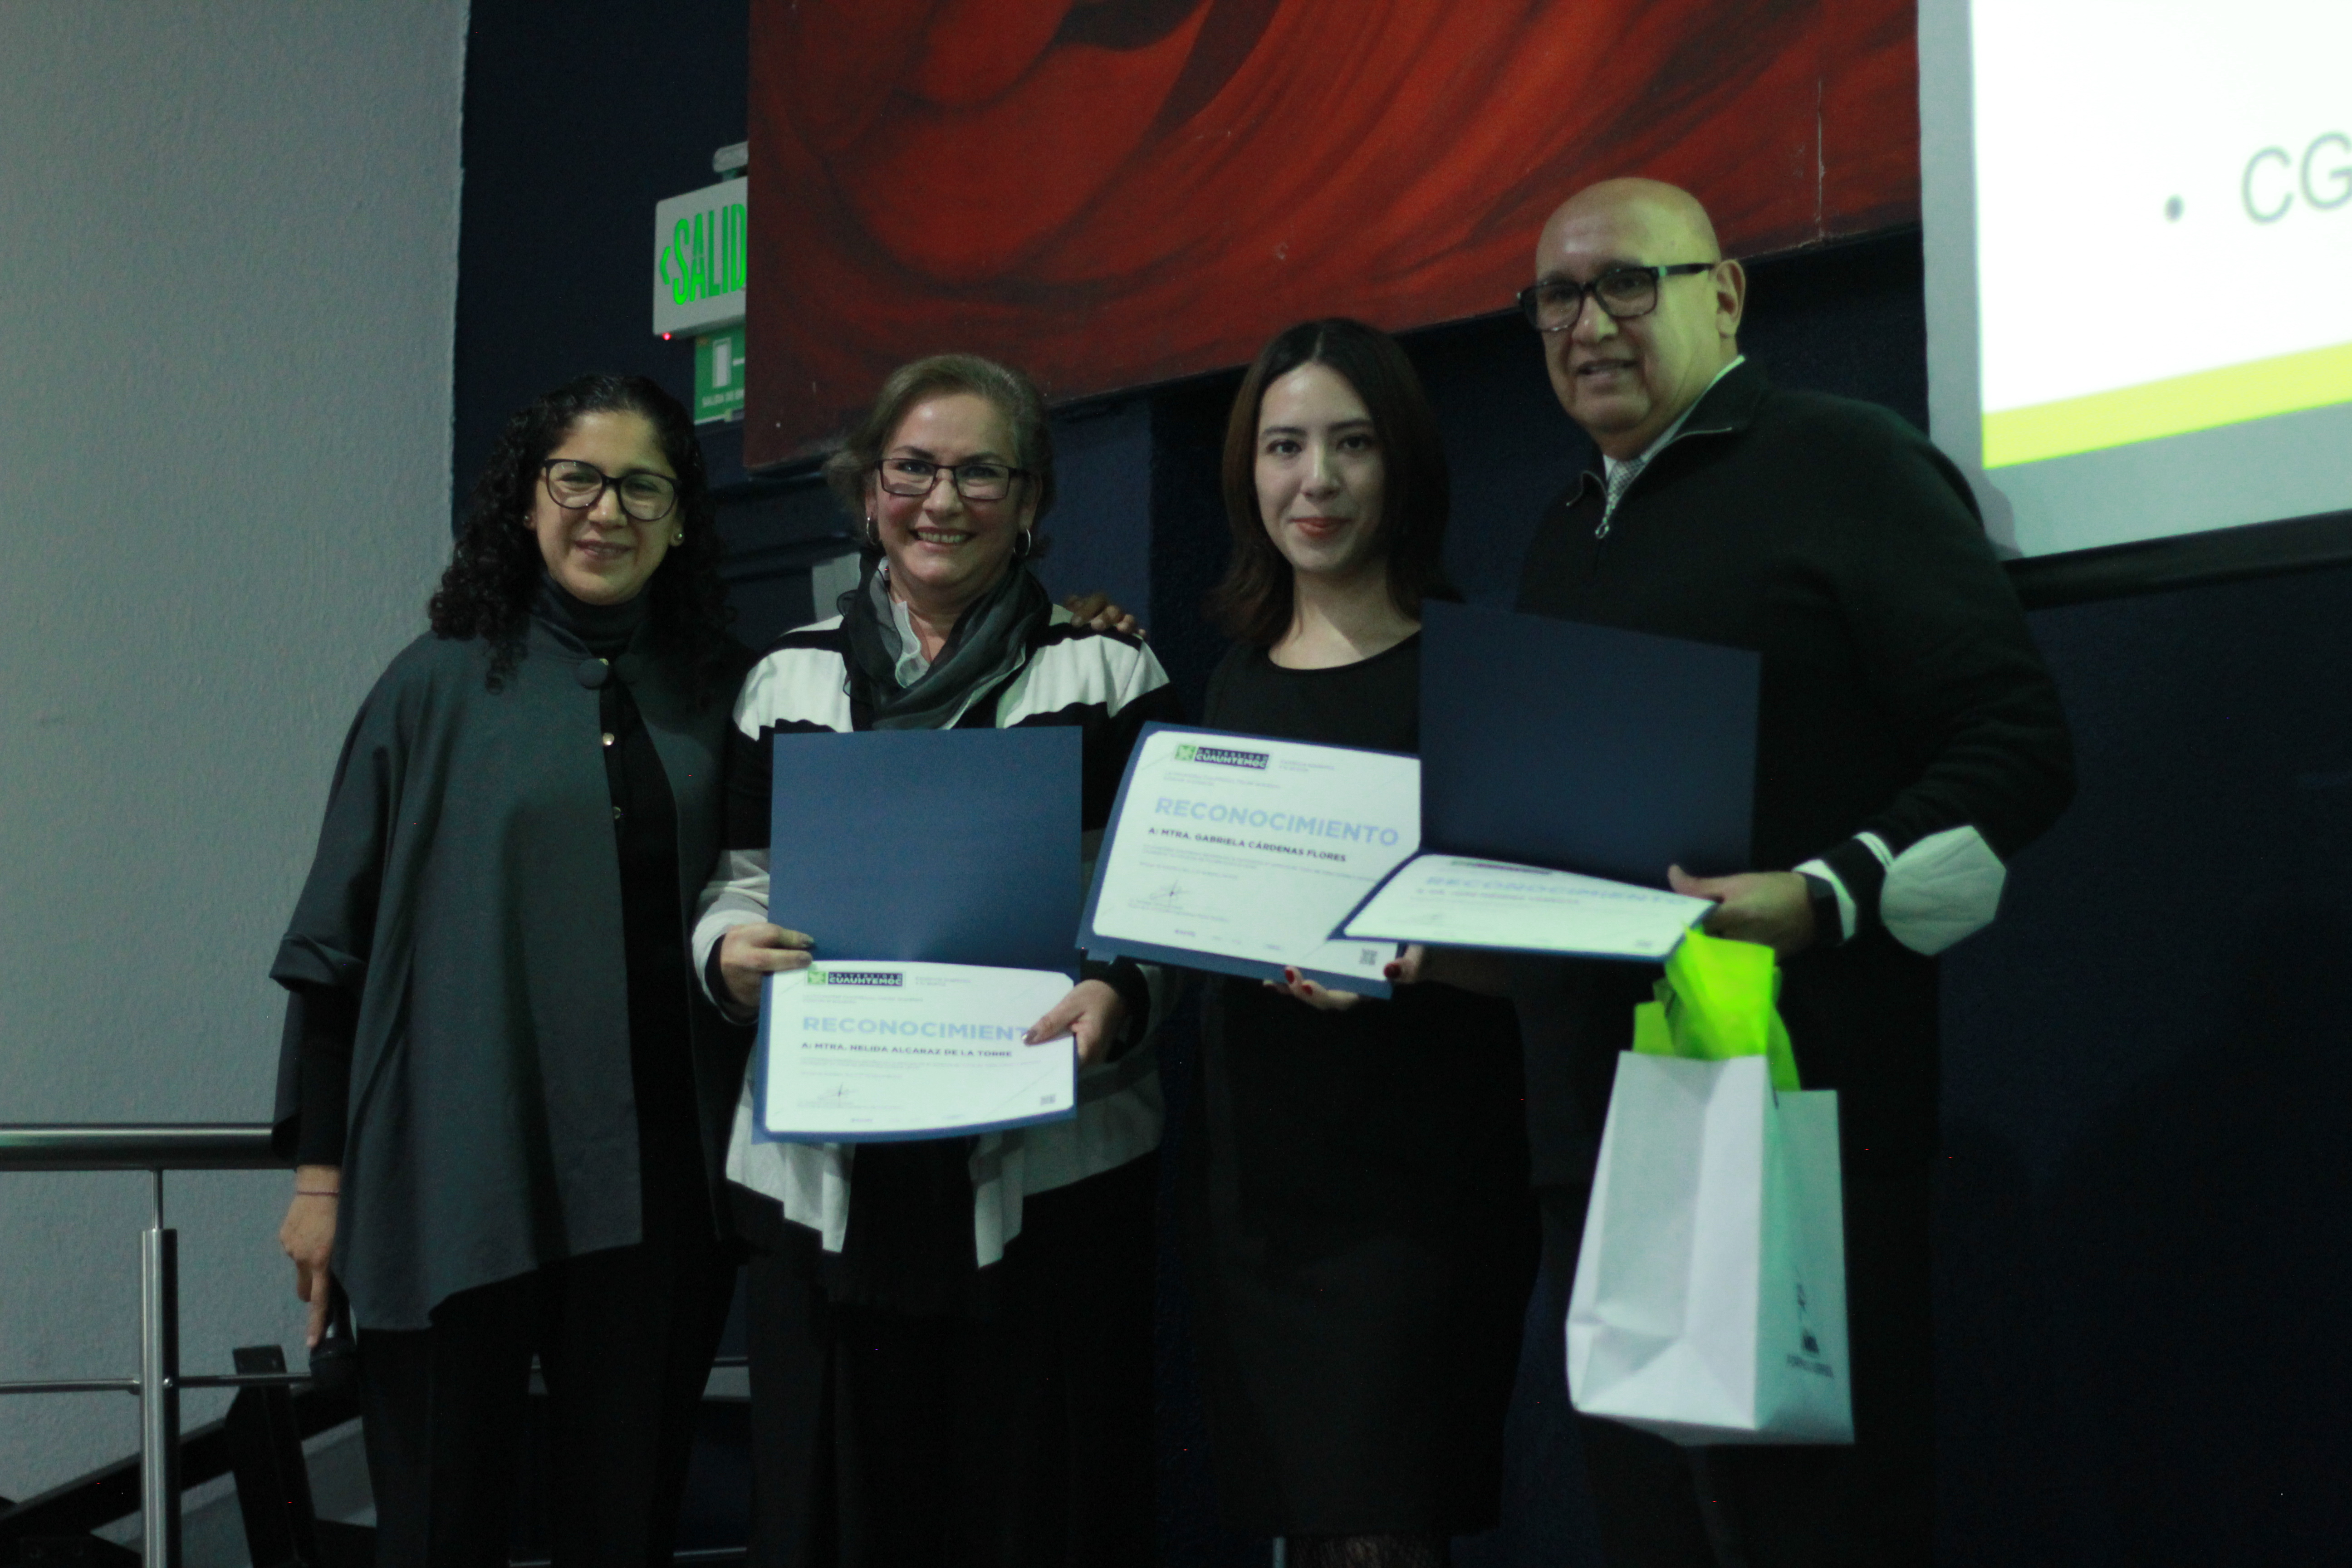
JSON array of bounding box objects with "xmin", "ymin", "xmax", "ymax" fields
[
  {"xmin": 1342, "ymin": 854, "xmax": 1711, "ymax": 961},
  {"xmin": 755, "ymin": 962, "xmax": 1077, "ymax": 1142},
  {"xmin": 1080, "ymin": 724, "xmax": 1418, "ymax": 994}
]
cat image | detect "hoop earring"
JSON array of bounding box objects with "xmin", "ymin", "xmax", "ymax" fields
[{"xmin": 1016, "ymin": 527, "xmax": 1035, "ymax": 559}]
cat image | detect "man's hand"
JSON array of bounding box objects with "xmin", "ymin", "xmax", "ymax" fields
[
  {"xmin": 720, "ymin": 923, "xmax": 815, "ymax": 1011},
  {"xmin": 1061, "ymin": 592, "xmax": 1144, "ymax": 638},
  {"xmin": 1668, "ymin": 865, "xmax": 1817, "ymax": 957},
  {"xmin": 1025, "ymin": 978, "xmax": 1130, "ymax": 1065},
  {"xmin": 278, "ymin": 1166, "xmax": 339, "ymax": 1348}
]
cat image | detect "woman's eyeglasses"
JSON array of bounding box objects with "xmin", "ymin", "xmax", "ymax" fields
[
  {"xmin": 873, "ymin": 458, "xmax": 1030, "ymax": 502},
  {"xmin": 541, "ymin": 460, "xmax": 679, "ymax": 522}
]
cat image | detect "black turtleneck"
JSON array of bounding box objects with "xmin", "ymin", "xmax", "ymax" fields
[
  {"xmin": 293, "ymin": 580, "xmax": 707, "ymax": 1238},
  {"xmin": 532, "ymin": 572, "xmax": 646, "ymax": 658}
]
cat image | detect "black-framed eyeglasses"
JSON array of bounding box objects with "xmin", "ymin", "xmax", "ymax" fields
[
  {"xmin": 540, "ymin": 459, "xmax": 679, "ymax": 522},
  {"xmin": 873, "ymin": 457, "xmax": 1031, "ymax": 502},
  {"xmin": 1516, "ymin": 263, "xmax": 1717, "ymax": 333}
]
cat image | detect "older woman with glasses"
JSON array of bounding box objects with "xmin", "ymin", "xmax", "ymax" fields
[
  {"xmin": 695, "ymin": 352, "xmax": 1181, "ymax": 1568},
  {"xmin": 270, "ymin": 374, "xmax": 754, "ymax": 1567}
]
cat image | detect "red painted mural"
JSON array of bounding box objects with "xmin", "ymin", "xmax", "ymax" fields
[{"xmin": 745, "ymin": 0, "xmax": 1919, "ymax": 464}]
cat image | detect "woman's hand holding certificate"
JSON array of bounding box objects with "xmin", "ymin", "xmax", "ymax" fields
[{"xmin": 719, "ymin": 922, "xmax": 815, "ymax": 1016}]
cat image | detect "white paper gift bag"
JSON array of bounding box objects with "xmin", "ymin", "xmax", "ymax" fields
[{"xmin": 1565, "ymin": 1051, "xmax": 1853, "ymax": 1445}]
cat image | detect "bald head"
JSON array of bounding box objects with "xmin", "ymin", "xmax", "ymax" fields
[
  {"xmin": 1540, "ymin": 178, "xmax": 1724, "ymax": 269},
  {"xmin": 1531, "ymin": 178, "xmax": 1745, "ymax": 458}
]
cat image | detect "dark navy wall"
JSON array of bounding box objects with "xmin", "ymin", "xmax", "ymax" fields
[
  {"xmin": 452, "ymin": 2, "xmax": 747, "ymax": 503},
  {"xmin": 1936, "ymin": 567, "xmax": 2352, "ymax": 1566},
  {"xmin": 455, "ymin": 5, "xmax": 2352, "ymax": 1564}
]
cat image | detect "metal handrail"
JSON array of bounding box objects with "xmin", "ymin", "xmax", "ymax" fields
[
  {"xmin": 0, "ymin": 1123, "xmax": 281, "ymax": 1172},
  {"xmin": 0, "ymin": 1377, "xmax": 142, "ymax": 1396},
  {"xmin": 0, "ymin": 1122, "xmax": 288, "ymax": 1568}
]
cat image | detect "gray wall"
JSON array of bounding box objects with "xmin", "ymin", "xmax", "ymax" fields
[{"xmin": 0, "ymin": 2, "xmax": 466, "ymax": 1498}]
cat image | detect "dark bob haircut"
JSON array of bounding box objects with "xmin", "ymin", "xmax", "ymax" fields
[
  {"xmin": 1207, "ymin": 318, "xmax": 1455, "ymax": 647},
  {"xmin": 429, "ymin": 373, "xmax": 733, "ymax": 691},
  {"xmin": 821, "ymin": 353, "xmax": 1057, "ymax": 556}
]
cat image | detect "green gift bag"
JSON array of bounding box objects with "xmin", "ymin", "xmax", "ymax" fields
[{"xmin": 1629, "ymin": 928, "xmax": 1801, "ymax": 1092}]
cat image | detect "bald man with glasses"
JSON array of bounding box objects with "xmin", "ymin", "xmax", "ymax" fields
[{"xmin": 1508, "ymin": 179, "xmax": 2075, "ymax": 1567}]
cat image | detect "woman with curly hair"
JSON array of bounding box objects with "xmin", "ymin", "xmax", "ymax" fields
[{"xmin": 270, "ymin": 373, "xmax": 752, "ymax": 1566}]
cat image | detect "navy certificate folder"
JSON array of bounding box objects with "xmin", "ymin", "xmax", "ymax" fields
[
  {"xmin": 764, "ymin": 726, "xmax": 1083, "ymax": 975},
  {"xmin": 1417, "ymin": 601, "xmax": 1758, "ymax": 884}
]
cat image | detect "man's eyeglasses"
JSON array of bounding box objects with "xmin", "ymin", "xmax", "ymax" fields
[
  {"xmin": 540, "ymin": 460, "xmax": 679, "ymax": 522},
  {"xmin": 873, "ymin": 457, "xmax": 1030, "ymax": 502},
  {"xmin": 1516, "ymin": 263, "xmax": 1717, "ymax": 334}
]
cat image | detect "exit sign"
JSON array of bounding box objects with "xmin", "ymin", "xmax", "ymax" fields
[
  {"xmin": 695, "ymin": 327, "xmax": 745, "ymax": 424},
  {"xmin": 652, "ymin": 178, "xmax": 746, "ymax": 338}
]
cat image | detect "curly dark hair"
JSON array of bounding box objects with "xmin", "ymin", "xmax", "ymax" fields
[
  {"xmin": 429, "ymin": 373, "xmax": 734, "ymax": 691},
  {"xmin": 1208, "ymin": 318, "xmax": 1457, "ymax": 647}
]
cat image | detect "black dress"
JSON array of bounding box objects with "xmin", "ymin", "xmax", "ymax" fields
[{"xmin": 1185, "ymin": 635, "xmax": 1539, "ymax": 1537}]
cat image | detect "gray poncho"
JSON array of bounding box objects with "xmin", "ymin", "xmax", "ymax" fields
[{"xmin": 271, "ymin": 616, "xmax": 747, "ymax": 1329}]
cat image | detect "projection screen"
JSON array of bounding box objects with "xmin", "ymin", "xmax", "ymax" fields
[{"xmin": 1921, "ymin": 0, "xmax": 2352, "ymax": 560}]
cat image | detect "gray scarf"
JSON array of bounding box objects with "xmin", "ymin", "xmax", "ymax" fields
[{"xmin": 841, "ymin": 554, "xmax": 1052, "ymax": 731}]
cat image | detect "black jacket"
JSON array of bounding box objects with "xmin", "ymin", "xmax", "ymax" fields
[{"xmin": 1514, "ymin": 359, "xmax": 2073, "ymax": 1183}]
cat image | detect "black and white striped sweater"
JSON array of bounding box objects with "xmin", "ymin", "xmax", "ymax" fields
[{"xmin": 693, "ymin": 603, "xmax": 1183, "ymax": 1261}]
